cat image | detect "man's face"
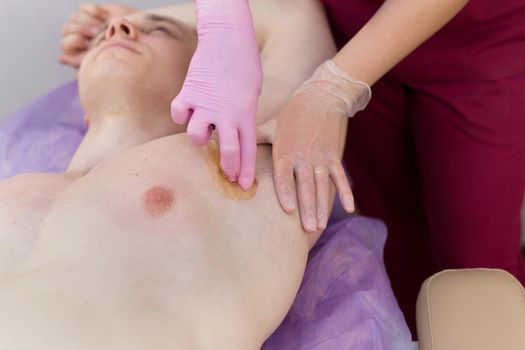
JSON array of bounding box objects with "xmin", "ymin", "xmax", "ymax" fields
[{"xmin": 78, "ymin": 11, "xmax": 197, "ymax": 117}]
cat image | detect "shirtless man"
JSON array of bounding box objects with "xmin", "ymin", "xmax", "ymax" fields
[{"xmin": 0, "ymin": 1, "xmax": 343, "ymax": 349}]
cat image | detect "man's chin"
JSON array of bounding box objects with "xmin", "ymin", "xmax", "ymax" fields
[
  {"xmin": 85, "ymin": 58, "xmax": 147, "ymax": 83},
  {"xmin": 79, "ymin": 67, "xmax": 149, "ymax": 107}
]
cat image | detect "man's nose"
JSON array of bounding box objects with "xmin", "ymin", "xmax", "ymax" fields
[{"xmin": 105, "ymin": 17, "xmax": 138, "ymax": 41}]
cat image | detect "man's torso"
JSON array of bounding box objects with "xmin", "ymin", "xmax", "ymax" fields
[{"xmin": 0, "ymin": 134, "xmax": 312, "ymax": 350}]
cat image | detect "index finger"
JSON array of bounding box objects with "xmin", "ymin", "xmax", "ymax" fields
[
  {"xmin": 237, "ymin": 123, "xmax": 257, "ymax": 190},
  {"xmin": 79, "ymin": 3, "xmax": 109, "ymax": 21},
  {"xmin": 217, "ymin": 124, "xmax": 241, "ymax": 182},
  {"xmin": 60, "ymin": 34, "xmax": 90, "ymax": 55}
]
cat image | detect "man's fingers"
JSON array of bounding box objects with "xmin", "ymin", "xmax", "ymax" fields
[
  {"xmin": 62, "ymin": 22, "xmax": 99, "ymax": 38},
  {"xmin": 273, "ymin": 157, "xmax": 296, "ymax": 213},
  {"xmin": 296, "ymin": 165, "xmax": 317, "ymax": 232},
  {"xmin": 238, "ymin": 124, "xmax": 257, "ymax": 190},
  {"xmin": 60, "ymin": 34, "xmax": 90, "ymax": 55},
  {"xmin": 314, "ymin": 167, "xmax": 330, "ymax": 230},
  {"xmin": 69, "ymin": 11, "xmax": 105, "ymax": 25},
  {"xmin": 186, "ymin": 113, "xmax": 213, "ymax": 146},
  {"xmin": 79, "ymin": 3, "xmax": 109, "ymax": 21},
  {"xmin": 330, "ymin": 164, "xmax": 355, "ymax": 213},
  {"xmin": 170, "ymin": 98, "xmax": 193, "ymax": 125},
  {"xmin": 58, "ymin": 54, "xmax": 83, "ymax": 68},
  {"xmin": 101, "ymin": 4, "xmax": 137, "ymax": 17},
  {"xmin": 217, "ymin": 124, "xmax": 241, "ymax": 182}
]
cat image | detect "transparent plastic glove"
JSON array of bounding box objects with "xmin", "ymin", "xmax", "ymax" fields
[
  {"xmin": 271, "ymin": 60, "xmax": 371, "ymax": 232},
  {"xmin": 171, "ymin": 0, "xmax": 262, "ymax": 190},
  {"xmin": 58, "ymin": 3, "xmax": 136, "ymax": 68}
]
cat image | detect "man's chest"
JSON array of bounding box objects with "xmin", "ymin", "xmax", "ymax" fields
[
  {"xmin": 0, "ymin": 139, "xmax": 309, "ymax": 349},
  {"xmin": 0, "ymin": 173, "xmax": 73, "ymax": 272},
  {"xmin": 0, "ymin": 164, "xmax": 212, "ymax": 276},
  {"xmin": 0, "ymin": 137, "xmax": 260, "ymax": 273},
  {"xmin": 0, "ymin": 135, "xmax": 301, "ymax": 279}
]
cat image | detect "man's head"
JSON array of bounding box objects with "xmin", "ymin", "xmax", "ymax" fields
[{"xmin": 78, "ymin": 11, "xmax": 197, "ymax": 131}]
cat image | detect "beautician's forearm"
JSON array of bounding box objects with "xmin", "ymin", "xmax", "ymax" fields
[{"xmin": 333, "ymin": 0, "xmax": 469, "ymax": 85}]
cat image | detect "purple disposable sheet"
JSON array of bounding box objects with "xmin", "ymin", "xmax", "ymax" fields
[{"xmin": 0, "ymin": 81, "xmax": 411, "ymax": 349}]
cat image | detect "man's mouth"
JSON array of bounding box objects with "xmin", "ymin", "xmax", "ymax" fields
[{"xmin": 97, "ymin": 41, "xmax": 141, "ymax": 56}]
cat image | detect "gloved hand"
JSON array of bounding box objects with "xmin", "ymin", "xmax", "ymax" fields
[
  {"xmin": 59, "ymin": 3, "xmax": 136, "ymax": 68},
  {"xmin": 171, "ymin": 0, "xmax": 262, "ymax": 190},
  {"xmin": 271, "ymin": 60, "xmax": 371, "ymax": 232}
]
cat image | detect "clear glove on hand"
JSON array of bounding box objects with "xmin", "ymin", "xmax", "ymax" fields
[
  {"xmin": 295, "ymin": 60, "xmax": 371, "ymax": 118},
  {"xmin": 271, "ymin": 59, "xmax": 371, "ymax": 232},
  {"xmin": 171, "ymin": 0, "xmax": 262, "ymax": 190}
]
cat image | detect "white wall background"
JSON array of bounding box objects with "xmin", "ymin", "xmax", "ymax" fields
[{"xmin": 0, "ymin": 0, "xmax": 187, "ymax": 122}]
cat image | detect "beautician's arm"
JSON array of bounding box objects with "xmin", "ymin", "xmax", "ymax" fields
[
  {"xmin": 333, "ymin": 0, "xmax": 470, "ymax": 84},
  {"xmin": 269, "ymin": 0, "xmax": 470, "ymax": 232}
]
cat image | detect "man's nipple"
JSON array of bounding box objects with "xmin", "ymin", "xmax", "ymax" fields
[{"xmin": 143, "ymin": 186, "xmax": 174, "ymax": 217}]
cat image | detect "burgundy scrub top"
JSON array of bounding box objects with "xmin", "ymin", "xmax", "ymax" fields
[
  {"xmin": 319, "ymin": 0, "xmax": 525, "ymax": 338},
  {"xmin": 321, "ymin": 0, "xmax": 525, "ymax": 82}
]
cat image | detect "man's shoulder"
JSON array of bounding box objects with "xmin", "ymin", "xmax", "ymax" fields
[
  {"xmin": 0, "ymin": 172, "xmax": 73, "ymax": 202},
  {"xmin": 1, "ymin": 171, "xmax": 71, "ymax": 185}
]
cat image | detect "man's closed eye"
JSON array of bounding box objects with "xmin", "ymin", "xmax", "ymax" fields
[{"xmin": 147, "ymin": 26, "xmax": 177, "ymax": 38}]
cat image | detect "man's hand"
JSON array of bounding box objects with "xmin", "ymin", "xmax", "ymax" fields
[
  {"xmin": 170, "ymin": 0, "xmax": 262, "ymax": 190},
  {"xmin": 270, "ymin": 60, "xmax": 371, "ymax": 232},
  {"xmin": 58, "ymin": 3, "xmax": 136, "ymax": 68}
]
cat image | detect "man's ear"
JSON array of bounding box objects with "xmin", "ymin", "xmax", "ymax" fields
[{"xmin": 256, "ymin": 118, "xmax": 276, "ymax": 145}]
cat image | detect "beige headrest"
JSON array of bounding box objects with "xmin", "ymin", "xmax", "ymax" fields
[{"xmin": 416, "ymin": 269, "xmax": 525, "ymax": 350}]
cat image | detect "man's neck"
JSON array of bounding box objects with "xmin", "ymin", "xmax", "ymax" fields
[{"xmin": 67, "ymin": 113, "xmax": 177, "ymax": 174}]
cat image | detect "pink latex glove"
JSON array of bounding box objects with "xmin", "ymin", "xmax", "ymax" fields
[{"xmin": 171, "ymin": 0, "xmax": 262, "ymax": 190}]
